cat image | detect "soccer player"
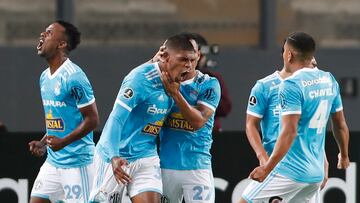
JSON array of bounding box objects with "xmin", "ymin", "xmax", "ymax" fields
[
  {"xmin": 89, "ymin": 34, "xmax": 196, "ymax": 203},
  {"xmin": 159, "ymin": 33, "xmax": 221, "ymax": 203},
  {"xmin": 244, "ymin": 55, "xmax": 328, "ymax": 202},
  {"xmin": 240, "ymin": 32, "xmax": 350, "ymax": 202},
  {"xmin": 28, "ymin": 21, "xmax": 99, "ymax": 203}
]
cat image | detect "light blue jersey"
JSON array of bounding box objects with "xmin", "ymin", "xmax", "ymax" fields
[
  {"xmin": 39, "ymin": 59, "xmax": 95, "ymax": 168},
  {"xmin": 276, "ymin": 67, "xmax": 343, "ymax": 183},
  {"xmin": 96, "ymin": 63, "xmax": 174, "ymax": 163},
  {"xmin": 246, "ymin": 71, "xmax": 282, "ymax": 155},
  {"xmin": 159, "ymin": 71, "xmax": 221, "ymax": 170}
]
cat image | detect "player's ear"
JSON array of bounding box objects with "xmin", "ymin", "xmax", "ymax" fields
[
  {"xmin": 58, "ymin": 40, "xmax": 67, "ymax": 50},
  {"xmin": 161, "ymin": 51, "xmax": 170, "ymax": 62}
]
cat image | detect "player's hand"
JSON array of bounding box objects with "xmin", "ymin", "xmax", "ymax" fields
[
  {"xmin": 28, "ymin": 140, "xmax": 46, "ymax": 157},
  {"xmin": 337, "ymin": 153, "xmax": 350, "ymax": 169},
  {"xmin": 160, "ymin": 71, "xmax": 180, "ymax": 97},
  {"xmin": 46, "ymin": 135, "xmax": 66, "ymax": 152},
  {"xmin": 249, "ymin": 165, "xmax": 270, "ymax": 182},
  {"xmin": 151, "ymin": 45, "xmax": 166, "ymax": 63},
  {"xmin": 111, "ymin": 157, "xmax": 131, "ymax": 185}
]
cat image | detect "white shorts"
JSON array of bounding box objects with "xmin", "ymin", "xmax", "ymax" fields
[
  {"xmin": 30, "ymin": 161, "xmax": 94, "ymax": 203},
  {"xmin": 242, "ymin": 171, "xmax": 320, "ymax": 203},
  {"xmin": 162, "ymin": 168, "xmax": 215, "ymax": 203},
  {"xmin": 308, "ymin": 188, "xmax": 320, "ymax": 203},
  {"xmin": 89, "ymin": 152, "xmax": 162, "ymax": 202}
]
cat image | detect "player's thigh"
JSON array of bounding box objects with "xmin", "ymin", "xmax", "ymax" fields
[
  {"xmin": 308, "ymin": 187, "xmax": 320, "ymax": 203},
  {"xmin": 241, "ymin": 171, "xmax": 306, "ymax": 203},
  {"xmin": 60, "ymin": 164, "xmax": 94, "ymax": 203},
  {"xmin": 289, "ymin": 183, "xmax": 320, "ymax": 203},
  {"xmin": 161, "ymin": 169, "xmax": 184, "ymax": 203},
  {"xmin": 30, "ymin": 162, "xmax": 64, "ymax": 202},
  {"xmin": 128, "ymin": 156, "xmax": 163, "ymax": 198},
  {"xmin": 89, "ymin": 152, "xmax": 128, "ymax": 203},
  {"xmin": 182, "ymin": 169, "xmax": 215, "ymax": 203}
]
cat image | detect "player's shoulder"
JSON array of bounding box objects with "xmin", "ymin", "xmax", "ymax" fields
[
  {"xmin": 195, "ymin": 70, "xmax": 220, "ymax": 87},
  {"xmin": 40, "ymin": 68, "xmax": 50, "ymax": 81},
  {"xmin": 258, "ymin": 71, "xmax": 281, "ymax": 84},
  {"xmin": 127, "ymin": 62, "xmax": 159, "ymax": 81}
]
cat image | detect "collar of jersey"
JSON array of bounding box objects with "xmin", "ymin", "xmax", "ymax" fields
[
  {"xmin": 47, "ymin": 58, "xmax": 71, "ymax": 80},
  {"xmin": 181, "ymin": 70, "xmax": 199, "ymax": 85}
]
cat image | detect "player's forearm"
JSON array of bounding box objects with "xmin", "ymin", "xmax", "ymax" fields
[
  {"xmin": 62, "ymin": 115, "xmax": 98, "ymax": 146},
  {"xmin": 246, "ymin": 125, "xmax": 268, "ymax": 161},
  {"xmin": 332, "ymin": 122, "xmax": 349, "ymax": 158},
  {"xmin": 172, "ymin": 92, "xmax": 206, "ymax": 130},
  {"xmin": 266, "ymin": 126, "xmax": 297, "ymax": 172}
]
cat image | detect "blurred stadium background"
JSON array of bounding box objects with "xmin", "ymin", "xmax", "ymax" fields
[{"xmin": 0, "ymin": 0, "xmax": 359, "ymax": 202}]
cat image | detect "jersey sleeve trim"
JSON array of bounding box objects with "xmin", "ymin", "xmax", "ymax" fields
[
  {"xmin": 197, "ymin": 100, "xmax": 216, "ymax": 112},
  {"xmin": 116, "ymin": 99, "xmax": 132, "ymax": 112},
  {"xmin": 335, "ymin": 106, "xmax": 343, "ymax": 112},
  {"xmin": 281, "ymin": 111, "xmax": 301, "ymax": 115},
  {"xmin": 246, "ymin": 110, "xmax": 263, "ymax": 118},
  {"xmin": 77, "ymin": 98, "xmax": 95, "ymax": 108}
]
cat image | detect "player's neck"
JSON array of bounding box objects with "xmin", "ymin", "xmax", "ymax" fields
[{"xmin": 48, "ymin": 55, "xmax": 68, "ymax": 75}]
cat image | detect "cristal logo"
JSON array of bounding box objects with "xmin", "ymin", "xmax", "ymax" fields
[{"xmin": 147, "ymin": 104, "xmax": 168, "ymax": 115}]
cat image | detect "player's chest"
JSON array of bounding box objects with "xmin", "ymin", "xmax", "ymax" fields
[
  {"xmin": 141, "ymin": 91, "xmax": 172, "ymax": 118},
  {"xmin": 40, "ymin": 78, "xmax": 69, "ymax": 101}
]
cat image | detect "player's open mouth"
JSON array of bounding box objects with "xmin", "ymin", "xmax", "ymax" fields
[
  {"xmin": 180, "ymin": 71, "xmax": 188, "ymax": 81},
  {"xmin": 37, "ymin": 39, "xmax": 44, "ymax": 50}
]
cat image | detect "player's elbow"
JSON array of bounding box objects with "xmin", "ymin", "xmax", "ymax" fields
[
  {"xmin": 191, "ymin": 120, "xmax": 206, "ymax": 130},
  {"xmin": 88, "ymin": 115, "xmax": 100, "ymax": 130}
]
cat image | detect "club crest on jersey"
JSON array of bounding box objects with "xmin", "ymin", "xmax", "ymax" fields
[
  {"xmin": 164, "ymin": 112, "xmax": 194, "ymax": 131},
  {"xmin": 45, "ymin": 110, "xmax": 65, "ymax": 131},
  {"xmin": 54, "ymin": 81, "xmax": 61, "ymax": 96},
  {"xmin": 249, "ymin": 96, "xmax": 257, "ymax": 106},
  {"xmin": 123, "ymin": 88, "xmax": 134, "ymax": 99},
  {"xmin": 142, "ymin": 119, "xmax": 164, "ymax": 136}
]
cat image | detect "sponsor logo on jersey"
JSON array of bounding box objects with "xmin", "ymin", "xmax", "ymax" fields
[
  {"xmin": 45, "ymin": 110, "xmax": 65, "ymax": 131},
  {"xmin": 123, "ymin": 88, "xmax": 134, "ymax": 99},
  {"xmin": 164, "ymin": 112, "xmax": 194, "ymax": 131},
  {"xmin": 142, "ymin": 119, "xmax": 164, "ymax": 136},
  {"xmin": 147, "ymin": 104, "xmax": 168, "ymax": 115},
  {"xmin": 301, "ymin": 76, "xmax": 331, "ymax": 87},
  {"xmin": 249, "ymin": 96, "xmax": 257, "ymax": 106},
  {"xmin": 43, "ymin": 100, "xmax": 67, "ymax": 107}
]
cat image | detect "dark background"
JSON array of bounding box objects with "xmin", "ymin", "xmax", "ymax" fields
[{"xmin": 0, "ymin": 131, "xmax": 358, "ymax": 203}]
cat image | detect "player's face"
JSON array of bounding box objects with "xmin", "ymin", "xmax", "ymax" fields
[
  {"xmin": 282, "ymin": 42, "xmax": 292, "ymax": 72},
  {"xmin": 183, "ymin": 39, "xmax": 201, "ymax": 80},
  {"xmin": 166, "ymin": 49, "xmax": 197, "ymax": 82},
  {"xmin": 37, "ymin": 23, "xmax": 66, "ymax": 58}
]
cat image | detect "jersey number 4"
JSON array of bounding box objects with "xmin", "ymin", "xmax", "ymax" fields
[{"xmin": 309, "ymin": 100, "xmax": 328, "ymax": 134}]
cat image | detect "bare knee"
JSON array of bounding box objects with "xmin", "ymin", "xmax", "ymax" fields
[{"xmin": 30, "ymin": 197, "xmax": 51, "ymax": 203}]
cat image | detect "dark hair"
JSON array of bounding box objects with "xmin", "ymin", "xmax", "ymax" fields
[
  {"xmin": 165, "ymin": 34, "xmax": 196, "ymax": 52},
  {"xmin": 285, "ymin": 32, "xmax": 315, "ymax": 61},
  {"xmin": 56, "ymin": 20, "xmax": 81, "ymax": 52}
]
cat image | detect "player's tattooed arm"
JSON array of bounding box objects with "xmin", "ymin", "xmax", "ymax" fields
[
  {"xmin": 46, "ymin": 102, "xmax": 99, "ymax": 151},
  {"xmin": 160, "ymin": 71, "xmax": 213, "ymax": 130}
]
